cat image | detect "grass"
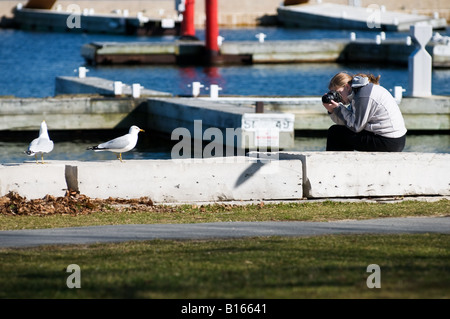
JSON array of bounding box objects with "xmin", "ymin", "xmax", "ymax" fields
[
  {"xmin": 0, "ymin": 234, "xmax": 449, "ymax": 299},
  {"xmin": 0, "ymin": 199, "xmax": 449, "ymax": 299},
  {"xmin": 0, "ymin": 199, "xmax": 449, "ymax": 230}
]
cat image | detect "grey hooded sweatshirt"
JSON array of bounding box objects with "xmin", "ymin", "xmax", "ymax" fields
[{"xmin": 329, "ymin": 76, "xmax": 407, "ymax": 138}]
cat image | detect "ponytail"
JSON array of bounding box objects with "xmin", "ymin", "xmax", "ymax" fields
[{"xmin": 355, "ymin": 73, "xmax": 381, "ymax": 85}]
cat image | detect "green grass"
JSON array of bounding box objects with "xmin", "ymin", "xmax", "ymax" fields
[
  {"xmin": 0, "ymin": 234, "xmax": 449, "ymax": 299},
  {"xmin": 1, "ymin": 199, "xmax": 449, "ymax": 299},
  {"xmin": 1, "ymin": 199, "xmax": 449, "ymax": 230}
]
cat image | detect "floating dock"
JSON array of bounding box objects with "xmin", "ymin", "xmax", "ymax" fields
[
  {"xmin": 207, "ymin": 96, "xmax": 450, "ymax": 131},
  {"xmin": 10, "ymin": 6, "xmax": 180, "ymax": 36},
  {"xmin": 277, "ymin": 3, "xmax": 447, "ymax": 31},
  {"xmin": 2, "ymin": 76, "xmax": 297, "ymax": 150},
  {"xmin": 0, "ymin": 76, "xmax": 448, "ymax": 135},
  {"xmin": 55, "ymin": 75, "xmax": 172, "ymax": 97},
  {"xmin": 142, "ymin": 97, "xmax": 295, "ymax": 150},
  {"xmin": 81, "ymin": 38, "xmax": 450, "ymax": 68}
]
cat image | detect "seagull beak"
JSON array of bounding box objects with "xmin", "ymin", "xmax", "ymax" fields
[{"xmin": 140, "ymin": 129, "xmax": 145, "ymax": 132}]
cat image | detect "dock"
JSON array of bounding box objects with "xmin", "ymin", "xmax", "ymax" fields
[
  {"xmin": 277, "ymin": 3, "xmax": 447, "ymax": 31},
  {"xmin": 1, "ymin": 76, "xmax": 297, "ymax": 150},
  {"xmin": 55, "ymin": 75, "xmax": 173, "ymax": 97},
  {"xmin": 206, "ymin": 96, "xmax": 450, "ymax": 131},
  {"xmin": 81, "ymin": 38, "xmax": 450, "ymax": 68},
  {"xmin": 0, "ymin": 76, "xmax": 448, "ymax": 136}
]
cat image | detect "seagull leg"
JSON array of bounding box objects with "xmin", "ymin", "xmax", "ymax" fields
[
  {"xmin": 116, "ymin": 153, "xmax": 123, "ymax": 162},
  {"xmin": 41, "ymin": 154, "xmax": 45, "ymax": 164}
]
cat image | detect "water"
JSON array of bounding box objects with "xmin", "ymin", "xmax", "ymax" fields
[
  {"xmin": 1, "ymin": 27, "xmax": 450, "ymax": 97},
  {"xmin": 0, "ymin": 27, "xmax": 449, "ymax": 163}
]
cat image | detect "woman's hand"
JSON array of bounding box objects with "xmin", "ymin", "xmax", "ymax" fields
[{"xmin": 322, "ymin": 100, "xmax": 339, "ymax": 113}]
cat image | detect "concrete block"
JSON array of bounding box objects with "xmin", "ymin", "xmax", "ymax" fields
[
  {"xmin": 0, "ymin": 162, "xmax": 67, "ymax": 199},
  {"xmin": 146, "ymin": 98, "xmax": 295, "ymax": 150},
  {"xmin": 72, "ymin": 157, "xmax": 303, "ymax": 203},
  {"xmin": 277, "ymin": 152, "xmax": 450, "ymax": 198}
]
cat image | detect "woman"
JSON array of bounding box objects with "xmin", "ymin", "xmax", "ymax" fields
[{"xmin": 322, "ymin": 72, "xmax": 407, "ymax": 152}]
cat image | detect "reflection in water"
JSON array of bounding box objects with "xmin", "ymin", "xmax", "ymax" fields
[
  {"xmin": 290, "ymin": 134, "xmax": 450, "ymax": 153},
  {"xmin": 1, "ymin": 133, "xmax": 448, "ymax": 164}
]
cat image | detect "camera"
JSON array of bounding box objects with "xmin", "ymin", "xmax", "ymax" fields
[{"xmin": 322, "ymin": 90, "xmax": 342, "ymax": 104}]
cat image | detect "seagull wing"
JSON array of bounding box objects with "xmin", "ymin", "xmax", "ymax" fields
[
  {"xmin": 26, "ymin": 137, "xmax": 54, "ymax": 155},
  {"xmin": 96, "ymin": 134, "xmax": 135, "ymax": 152}
]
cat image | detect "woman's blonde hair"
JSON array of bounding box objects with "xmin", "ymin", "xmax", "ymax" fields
[{"xmin": 328, "ymin": 72, "xmax": 381, "ymax": 90}]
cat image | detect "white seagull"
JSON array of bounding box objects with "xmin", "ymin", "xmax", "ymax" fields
[
  {"xmin": 25, "ymin": 120, "xmax": 54, "ymax": 164},
  {"xmin": 87, "ymin": 125, "xmax": 145, "ymax": 162}
]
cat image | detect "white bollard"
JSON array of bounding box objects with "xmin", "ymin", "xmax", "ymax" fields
[
  {"xmin": 192, "ymin": 82, "xmax": 204, "ymax": 97},
  {"xmin": 350, "ymin": 32, "xmax": 356, "ymax": 41},
  {"xmin": 132, "ymin": 83, "xmax": 143, "ymax": 98},
  {"xmin": 380, "ymin": 31, "xmax": 386, "ymax": 40},
  {"xmin": 394, "ymin": 86, "xmax": 406, "ymax": 104},
  {"xmin": 78, "ymin": 66, "xmax": 88, "ymax": 78},
  {"xmin": 255, "ymin": 33, "xmax": 266, "ymax": 43},
  {"xmin": 210, "ymin": 84, "xmax": 222, "ymax": 99},
  {"xmin": 406, "ymin": 36, "xmax": 412, "ymax": 46},
  {"xmin": 217, "ymin": 35, "xmax": 225, "ymax": 47},
  {"xmin": 376, "ymin": 35, "xmax": 381, "ymax": 45},
  {"xmin": 114, "ymin": 81, "xmax": 123, "ymax": 96}
]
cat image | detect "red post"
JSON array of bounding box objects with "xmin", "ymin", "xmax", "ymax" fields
[
  {"xmin": 205, "ymin": 0, "xmax": 219, "ymax": 59},
  {"xmin": 181, "ymin": 0, "xmax": 196, "ymax": 38}
]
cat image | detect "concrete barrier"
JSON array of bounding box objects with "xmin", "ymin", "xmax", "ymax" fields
[
  {"xmin": 0, "ymin": 162, "xmax": 67, "ymax": 199},
  {"xmin": 73, "ymin": 157, "xmax": 303, "ymax": 202},
  {"xmin": 0, "ymin": 158, "xmax": 303, "ymax": 202},
  {"xmin": 1, "ymin": 152, "xmax": 448, "ymax": 202},
  {"xmin": 274, "ymin": 152, "xmax": 450, "ymax": 198}
]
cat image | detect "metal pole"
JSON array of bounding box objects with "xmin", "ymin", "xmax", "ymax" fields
[
  {"xmin": 181, "ymin": 0, "xmax": 196, "ymax": 38},
  {"xmin": 205, "ymin": 0, "xmax": 219, "ymax": 62}
]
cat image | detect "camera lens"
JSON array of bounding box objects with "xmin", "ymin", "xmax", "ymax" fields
[
  {"xmin": 322, "ymin": 93, "xmax": 332, "ymax": 104},
  {"xmin": 322, "ymin": 91, "xmax": 341, "ymax": 104}
]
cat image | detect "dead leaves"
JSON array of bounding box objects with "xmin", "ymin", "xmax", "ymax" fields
[{"xmin": 0, "ymin": 191, "xmax": 154, "ymax": 216}]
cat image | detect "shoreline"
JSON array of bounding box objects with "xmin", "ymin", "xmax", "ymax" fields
[{"xmin": 0, "ymin": 0, "xmax": 448, "ymax": 27}]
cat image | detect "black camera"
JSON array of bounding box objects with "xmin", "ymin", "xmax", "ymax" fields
[{"xmin": 322, "ymin": 90, "xmax": 342, "ymax": 104}]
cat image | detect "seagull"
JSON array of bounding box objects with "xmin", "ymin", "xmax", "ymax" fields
[
  {"xmin": 87, "ymin": 125, "xmax": 145, "ymax": 162},
  {"xmin": 25, "ymin": 120, "xmax": 54, "ymax": 164}
]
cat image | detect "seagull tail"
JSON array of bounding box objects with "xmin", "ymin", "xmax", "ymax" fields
[{"xmin": 86, "ymin": 146, "xmax": 99, "ymax": 151}]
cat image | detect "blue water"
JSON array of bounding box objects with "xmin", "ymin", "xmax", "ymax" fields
[
  {"xmin": 0, "ymin": 27, "xmax": 449, "ymax": 162},
  {"xmin": 1, "ymin": 27, "xmax": 450, "ymax": 97}
]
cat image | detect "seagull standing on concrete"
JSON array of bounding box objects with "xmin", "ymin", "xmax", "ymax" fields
[
  {"xmin": 25, "ymin": 120, "xmax": 54, "ymax": 164},
  {"xmin": 87, "ymin": 125, "xmax": 145, "ymax": 162}
]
